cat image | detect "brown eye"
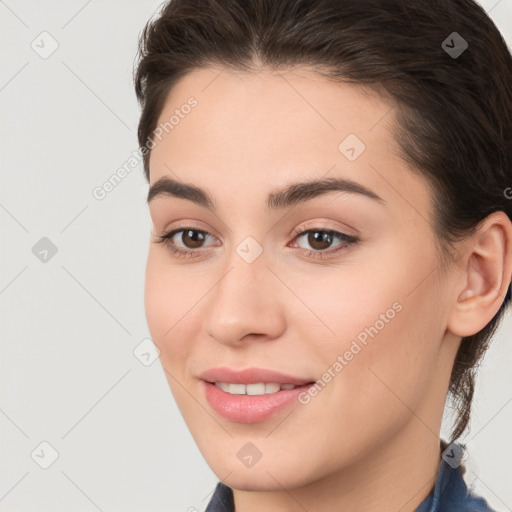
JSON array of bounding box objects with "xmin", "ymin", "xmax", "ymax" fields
[
  {"xmin": 155, "ymin": 227, "xmax": 217, "ymax": 259},
  {"xmin": 305, "ymin": 231, "xmax": 334, "ymax": 251},
  {"xmin": 292, "ymin": 227, "xmax": 359, "ymax": 259},
  {"xmin": 179, "ymin": 229, "xmax": 208, "ymax": 249}
]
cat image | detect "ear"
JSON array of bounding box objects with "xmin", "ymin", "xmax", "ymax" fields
[{"xmin": 447, "ymin": 211, "xmax": 512, "ymax": 338}]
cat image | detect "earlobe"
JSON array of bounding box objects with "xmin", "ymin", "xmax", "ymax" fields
[{"xmin": 447, "ymin": 211, "xmax": 512, "ymax": 338}]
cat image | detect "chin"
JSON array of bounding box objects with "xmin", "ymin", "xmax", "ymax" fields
[
  {"xmin": 223, "ymin": 471, "xmax": 300, "ymax": 492},
  {"xmin": 209, "ymin": 455, "xmax": 315, "ymax": 492}
]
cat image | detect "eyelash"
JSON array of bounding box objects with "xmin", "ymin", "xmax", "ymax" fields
[{"xmin": 154, "ymin": 226, "xmax": 359, "ymax": 260}]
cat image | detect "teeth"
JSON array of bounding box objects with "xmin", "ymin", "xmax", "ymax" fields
[
  {"xmin": 229, "ymin": 383, "xmax": 246, "ymax": 395},
  {"xmin": 214, "ymin": 382, "xmax": 297, "ymax": 395},
  {"xmin": 264, "ymin": 383, "xmax": 281, "ymax": 394},
  {"xmin": 217, "ymin": 382, "xmax": 231, "ymax": 393},
  {"xmin": 247, "ymin": 383, "xmax": 266, "ymax": 395}
]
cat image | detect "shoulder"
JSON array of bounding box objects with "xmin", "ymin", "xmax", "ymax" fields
[
  {"xmin": 444, "ymin": 472, "xmax": 498, "ymax": 512},
  {"xmin": 416, "ymin": 440, "xmax": 499, "ymax": 512},
  {"xmin": 433, "ymin": 446, "xmax": 497, "ymax": 512},
  {"xmin": 204, "ymin": 482, "xmax": 234, "ymax": 512}
]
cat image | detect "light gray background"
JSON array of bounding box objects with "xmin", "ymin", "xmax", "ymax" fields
[{"xmin": 1, "ymin": 1, "xmax": 511, "ymax": 511}]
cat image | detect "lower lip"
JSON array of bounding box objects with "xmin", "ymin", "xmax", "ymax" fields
[{"xmin": 202, "ymin": 381, "xmax": 314, "ymax": 423}]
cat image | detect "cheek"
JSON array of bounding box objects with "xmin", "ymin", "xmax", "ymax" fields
[
  {"xmin": 144, "ymin": 248, "xmax": 213, "ymax": 384},
  {"xmin": 144, "ymin": 251, "xmax": 169, "ymax": 342},
  {"xmin": 331, "ymin": 277, "xmax": 444, "ymax": 432},
  {"xmin": 144, "ymin": 250, "xmax": 192, "ymax": 361},
  {"xmin": 297, "ymin": 241, "xmax": 445, "ymax": 424}
]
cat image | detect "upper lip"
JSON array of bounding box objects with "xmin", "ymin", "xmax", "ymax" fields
[{"xmin": 198, "ymin": 366, "xmax": 315, "ymax": 385}]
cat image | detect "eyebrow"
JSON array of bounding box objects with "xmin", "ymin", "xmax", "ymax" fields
[{"xmin": 147, "ymin": 175, "xmax": 384, "ymax": 211}]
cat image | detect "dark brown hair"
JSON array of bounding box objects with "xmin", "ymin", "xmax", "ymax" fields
[{"xmin": 133, "ymin": 0, "xmax": 512, "ymax": 440}]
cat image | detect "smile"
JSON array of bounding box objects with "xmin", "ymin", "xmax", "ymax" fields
[{"xmin": 213, "ymin": 382, "xmax": 299, "ymax": 395}]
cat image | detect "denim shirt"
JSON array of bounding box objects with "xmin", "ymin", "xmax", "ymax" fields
[{"xmin": 204, "ymin": 441, "xmax": 496, "ymax": 511}]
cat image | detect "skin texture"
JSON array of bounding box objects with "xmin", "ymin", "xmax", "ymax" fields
[{"xmin": 144, "ymin": 65, "xmax": 512, "ymax": 512}]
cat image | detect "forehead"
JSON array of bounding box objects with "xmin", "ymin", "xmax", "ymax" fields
[
  {"xmin": 155, "ymin": 67, "xmax": 392, "ymax": 153},
  {"xmin": 151, "ymin": 65, "xmax": 393, "ymax": 164},
  {"xmin": 148, "ymin": 65, "xmax": 431, "ymax": 221}
]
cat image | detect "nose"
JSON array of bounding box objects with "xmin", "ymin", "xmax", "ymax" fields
[{"xmin": 203, "ymin": 251, "xmax": 286, "ymax": 348}]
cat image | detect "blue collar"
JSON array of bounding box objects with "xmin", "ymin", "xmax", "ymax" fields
[{"xmin": 205, "ymin": 440, "xmax": 496, "ymax": 511}]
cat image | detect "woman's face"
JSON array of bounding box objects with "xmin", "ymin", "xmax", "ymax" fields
[{"xmin": 145, "ymin": 66, "xmax": 461, "ymax": 490}]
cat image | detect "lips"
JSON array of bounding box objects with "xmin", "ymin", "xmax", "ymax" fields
[
  {"xmin": 198, "ymin": 367, "xmax": 316, "ymax": 423},
  {"xmin": 198, "ymin": 366, "xmax": 314, "ymax": 386}
]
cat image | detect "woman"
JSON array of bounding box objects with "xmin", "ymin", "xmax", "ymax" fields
[{"xmin": 133, "ymin": 0, "xmax": 512, "ymax": 510}]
